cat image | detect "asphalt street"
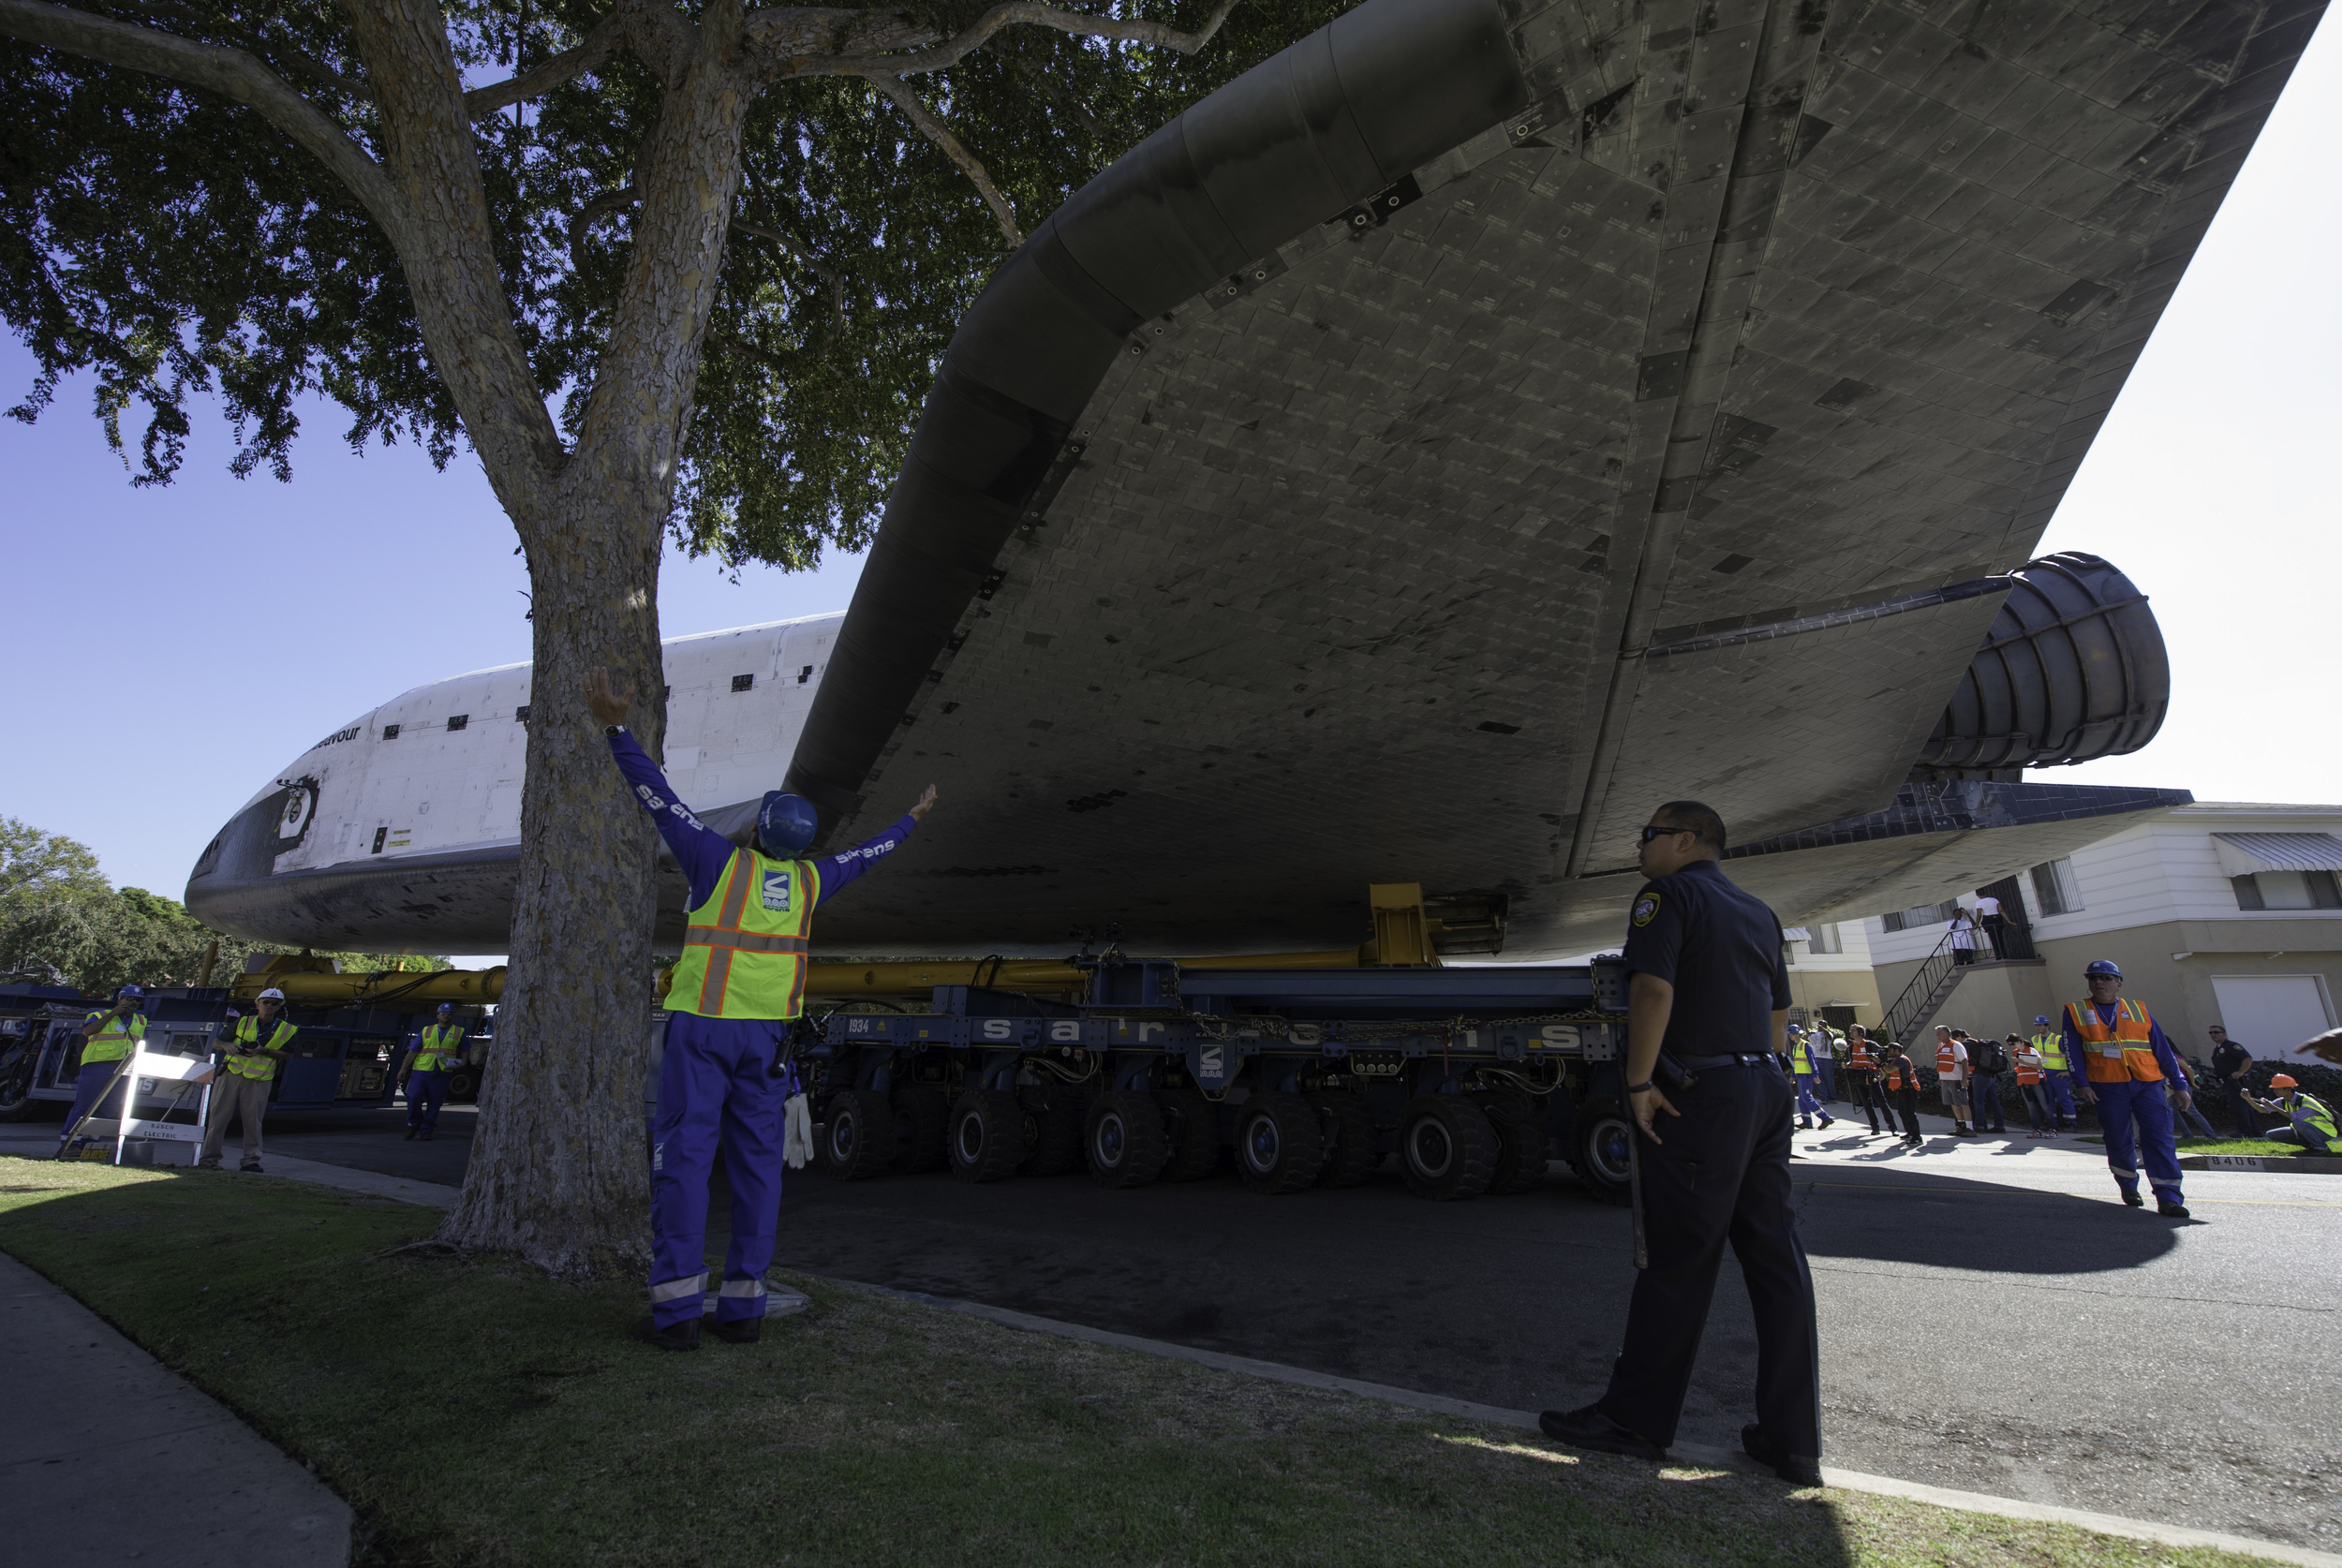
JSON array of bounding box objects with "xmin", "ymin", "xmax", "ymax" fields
[{"xmin": 68, "ymin": 1100, "xmax": 2342, "ymax": 1553}]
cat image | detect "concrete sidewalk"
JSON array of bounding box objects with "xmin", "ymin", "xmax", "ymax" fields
[
  {"xmin": 0, "ymin": 1250, "xmax": 351, "ymax": 1567},
  {"xmin": 0, "ymin": 1128, "xmax": 460, "ymax": 1209}
]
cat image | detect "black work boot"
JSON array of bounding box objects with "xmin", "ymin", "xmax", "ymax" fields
[
  {"xmin": 1537, "ymin": 1404, "xmax": 1667, "ymax": 1462},
  {"xmin": 1743, "ymin": 1423, "xmax": 1823, "ymax": 1486},
  {"xmin": 2157, "ymin": 1198, "xmax": 2191, "ymax": 1219},
  {"xmin": 707, "ymin": 1316, "xmax": 762, "ymax": 1344},
  {"xmin": 631, "ymin": 1315, "xmax": 701, "ymax": 1352},
  {"xmin": 2122, "ymin": 1189, "xmax": 2144, "ymax": 1207}
]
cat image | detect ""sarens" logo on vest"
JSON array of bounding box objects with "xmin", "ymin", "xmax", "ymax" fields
[{"xmin": 761, "ymin": 869, "xmax": 793, "ymax": 911}]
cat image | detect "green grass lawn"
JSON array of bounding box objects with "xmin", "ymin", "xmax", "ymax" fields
[
  {"xmin": 0, "ymin": 1158, "xmax": 2299, "ymax": 1568},
  {"xmin": 2079, "ymin": 1136, "xmax": 2313, "ymax": 1156}
]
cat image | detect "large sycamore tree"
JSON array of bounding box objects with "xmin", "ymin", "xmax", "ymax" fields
[{"xmin": 1, "ymin": 0, "xmax": 1341, "ymax": 1273}]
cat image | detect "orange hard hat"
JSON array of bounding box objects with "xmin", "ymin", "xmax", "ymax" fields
[{"xmin": 2268, "ymin": 1073, "xmax": 2298, "ymax": 1091}]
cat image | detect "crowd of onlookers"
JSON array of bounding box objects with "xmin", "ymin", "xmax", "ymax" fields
[{"xmin": 1784, "ymin": 1016, "xmax": 2339, "ymax": 1154}]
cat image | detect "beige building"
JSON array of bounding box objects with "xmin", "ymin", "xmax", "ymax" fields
[
  {"xmin": 1858, "ymin": 802, "xmax": 2342, "ymax": 1065},
  {"xmin": 1783, "ymin": 919, "xmax": 1884, "ymax": 1031}
]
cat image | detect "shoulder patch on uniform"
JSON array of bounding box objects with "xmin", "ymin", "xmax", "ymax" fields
[{"xmin": 1632, "ymin": 892, "xmax": 1661, "ymax": 927}]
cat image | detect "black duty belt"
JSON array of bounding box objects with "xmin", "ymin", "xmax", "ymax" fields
[{"xmin": 1679, "ymin": 1053, "xmax": 1780, "ymax": 1070}]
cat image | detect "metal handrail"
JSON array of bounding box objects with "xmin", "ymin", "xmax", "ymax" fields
[{"xmin": 1880, "ymin": 930, "xmax": 1958, "ymax": 1046}]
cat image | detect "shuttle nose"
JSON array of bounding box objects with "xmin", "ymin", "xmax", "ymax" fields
[{"xmin": 184, "ymin": 785, "xmax": 302, "ymax": 939}]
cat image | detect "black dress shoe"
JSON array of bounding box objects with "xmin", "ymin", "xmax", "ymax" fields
[
  {"xmin": 1742, "ymin": 1423, "xmax": 1823, "ymax": 1486},
  {"xmin": 707, "ymin": 1316, "xmax": 762, "ymax": 1344},
  {"xmin": 1537, "ymin": 1404, "xmax": 1667, "ymax": 1461},
  {"xmin": 631, "ymin": 1315, "xmax": 701, "ymax": 1352},
  {"xmin": 2157, "ymin": 1199, "xmax": 2190, "ymax": 1219}
]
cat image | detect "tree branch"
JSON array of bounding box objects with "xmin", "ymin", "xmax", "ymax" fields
[
  {"xmin": 750, "ymin": 1, "xmax": 1243, "ymax": 81},
  {"xmin": 0, "ymin": 0, "xmax": 406, "ymax": 238},
  {"xmin": 466, "ymin": 11, "xmax": 620, "ymax": 118},
  {"xmin": 569, "ymin": 184, "xmax": 639, "ymax": 275},
  {"xmin": 730, "ymin": 215, "xmax": 848, "ymax": 354},
  {"xmin": 865, "ymin": 72, "xmax": 1021, "ymax": 249}
]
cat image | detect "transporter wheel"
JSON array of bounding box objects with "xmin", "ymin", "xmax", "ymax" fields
[
  {"xmin": 1567, "ymin": 1101, "xmax": 1635, "ymax": 1207},
  {"xmin": 0, "ymin": 1053, "xmax": 35, "ymax": 1122},
  {"xmin": 1018, "ymin": 1087, "xmax": 1086, "ymax": 1177},
  {"xmin": 1309, "ymin": 1093, "xmax": 1379, "ymax": 1188},
  {"xmin": 1473, "ymin": 1090, "xmax": 1548, "ymax": 1195},
  {"xmin": 1399, "ymin": 1096, "xmax": 1497, "ymax": 1201},
  {"xmin": 1235, "ymin": 1093, "xmax": 1326, "ymax": 1194},
  {"xmin": 1085, "ymin": 1091, "xmax": 1169, "ymax": 1188},
  {"xmin": 1155, "ymin": 1087, "xmax": 1222, "ymax": 1181},
  {"xmin": 948, "ymin": 1089, "xmax": 1029, "ymax": 1183},
  {"xmin": 444, "ymin": 1068, "xmax": 481, "ymax": 1103},
  {"xmin": 823, "ymin": 1089, "xmax": 896, "ymax": 1181},
  {"xmin": 890, "ymin": 1084, "xmax": 950, "ymax": 1174}
]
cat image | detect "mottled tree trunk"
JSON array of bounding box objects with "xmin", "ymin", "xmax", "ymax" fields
[
  {"xmin": 434, "ymin": 3, "xmax": 753, "ymax": 1276},
  {"xmin": 437, "ymin": 486, "xmax": 668, "ymax": 1273}
]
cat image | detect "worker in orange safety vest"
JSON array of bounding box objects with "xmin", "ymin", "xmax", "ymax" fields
[{"xmin": 2059, "ymin": 959, "xmax": 2195, "ymax": 1218}]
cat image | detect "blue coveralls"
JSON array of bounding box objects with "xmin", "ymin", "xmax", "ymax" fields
[
  {"xmin": 610, "ymin": 732, "xmax": 917, "ymax": 1330},
  {"xmin": 2061, "ymin": 1002, "xmax": 2191, "ymax": 1207}
]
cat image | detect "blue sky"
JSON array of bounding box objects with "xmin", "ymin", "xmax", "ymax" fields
[{"xmin": 4, "ymin": 15, "xmax": 2336, "ymax": 968}]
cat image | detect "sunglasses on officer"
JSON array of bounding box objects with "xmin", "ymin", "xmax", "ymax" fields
[{"xmin": 1638, "ymin": 823, "xmax": 1696, "ymax": 844}]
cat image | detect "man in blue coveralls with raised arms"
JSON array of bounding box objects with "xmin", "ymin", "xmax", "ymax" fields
[{"xmin": 586, "ymin": 668, "xmax": 937, "ymax": 1351}]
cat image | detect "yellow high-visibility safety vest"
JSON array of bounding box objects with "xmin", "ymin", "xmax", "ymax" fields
[
  {"xmin": 666, "ymin": 847, "xmax": 821, "ymax": 1020},
  {"xmin": 2031, "ymin": 1032, "xmax": 2068, "ymax": 1071},
  {"xmin": 224, "ymin": 1016, "xmax": 299, "ymax": 1081},
  {"xmin": 1790, "ymin": 1037, "xmax": 1812, "ymax": 1072},
  {"xmin": 81, "ymin": 1011, "xmax": 145, "ymax": 1065},
  {"xmin": 411, "ymin": 1024, "xmax": 465, "ymax": 1072}
]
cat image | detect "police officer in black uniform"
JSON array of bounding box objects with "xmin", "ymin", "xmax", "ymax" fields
[{"xmin": 1539, "ymin": 801, "xmax": 1823, "ymax": 1484}]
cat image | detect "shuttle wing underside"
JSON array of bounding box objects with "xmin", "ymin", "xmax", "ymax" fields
[{"xmin": 191, "ymin": 0, "xmax": 2311, "ymax": 955}]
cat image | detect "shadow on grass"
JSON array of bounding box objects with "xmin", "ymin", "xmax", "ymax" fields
[{"xmin": 0, "ymin": 1159, "xmax": 1880, "ymax": 1568}]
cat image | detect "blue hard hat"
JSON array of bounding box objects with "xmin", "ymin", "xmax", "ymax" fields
[
  {"xmin": 116, "ymin": 984, "xmax": 144, "ymax": 998},
  {"xmin": 756, "ymin": 791, "xmax": 819, "ymax": 856},
  {"xmin": 437, "ymin": 1002, "xmax": 454, "ymax": 1013},
  {"xmin": 2083, "ymin": 959, "xmax": 2123, "ymax": 979},
  {"xmin": 2034, "ymin": 1015, "xmax": 2053, "ymax": 1026}
]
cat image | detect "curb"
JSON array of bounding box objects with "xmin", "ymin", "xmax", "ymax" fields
[
  {"xmin": 2180, "ymin": 1153, "xmax": 2342, "ymax": 1174},
  {"xmin": 828, "ymin": 1276, "xmax": 2342, "ymax": 1568}
]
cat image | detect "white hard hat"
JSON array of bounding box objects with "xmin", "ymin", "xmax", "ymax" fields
[{"xmin": 258, "ymin": 987, "xmax": 286, "ymax": 1001}]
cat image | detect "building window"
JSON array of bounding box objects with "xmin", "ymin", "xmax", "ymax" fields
[
  {"xmin": 2234, "ymin": 870, "xmax": 2342, "ymax": 911},
  {"xmin": 446, "ymin": 714, "xmax": 468, "ymax": 732},
  {"xmin": 1882, "ymin": 900, "xmax": 1960, "ymax": 933},
  {"xmin": 1808, "ymin": 923, "xmax": 1844, "ymax": 954},
  {"xmin": 2030, "ymin": 858, "xmax": 2083, "ymax": 917}
]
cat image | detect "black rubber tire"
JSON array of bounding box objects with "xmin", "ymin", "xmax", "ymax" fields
[
  {"xmin": 1309, "ymin": 1093, "xmax": 1379, "ymax": 1187},
  {"xmin": 1235, "ymin": 1093, "xmax": 1327, "ymax": 1194},
  {"xmin": 0, "ymin": 1050, "xmax": 36, "ymax": 1122},
  {"xmin": 1474, "ymin": 1090, "xmax": 1549, "ymax": 1195},
  {"xmin": 444, "ymin": 1069, "xmax": 481, "ymax": 1103},
  {"xmin": 1567, "ymin": 1100, "xmax": 1636, "ymax": 1207},
  {"xmin": 1018, "ymin": 1086, "xmax": 1086, "ymax": 1176},
  {"xmin": 823, "ymin": 1089, "xmax": 896, "ymax": 1181},
  {"xmin": 1399, "ymin": 1096, "xmax": 1498, "ymax": 1201},
  {"xmin": 1085, "ymin": 1091, "xmax": 1170, "ymax": 1188},
  {"xmin": 948, "ymin": 1089, "xmax": 1029, "ymax": 1183},
  {"xmin": 1155, "ymin": 1087, "xmax": 1222, "ymax": 1181},
  {"xmin": 890, "ymin": 1084, "xmax": 951, "ymax": 1173}
]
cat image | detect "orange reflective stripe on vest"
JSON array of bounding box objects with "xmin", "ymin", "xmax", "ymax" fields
[
  {"xmin": 2014, "ymin": 1049, "xmax": 2043, "ymax": 1085},
  {"xmin": 1936, "ymin": 1042, "xmax": 1958, "ymax": 1076},
  {"xmin": 1847, "ymin": 1043, "xmax": 1875, "ymax": 1070},
  {"xmin": 2066, "ymin": 998, "xmax": 2163, "ymax": 1084}
]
